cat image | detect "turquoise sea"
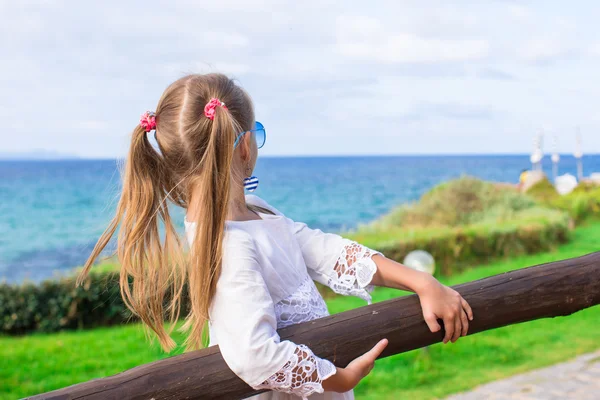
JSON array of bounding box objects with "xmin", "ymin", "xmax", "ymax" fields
[{"xmin": 1, "ymin": 155, "xmax": 599, "ymax": 283}]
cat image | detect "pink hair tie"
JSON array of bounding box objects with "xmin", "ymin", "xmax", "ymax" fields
[
  {"xmin": 204, "ymin": 98, "xmax": 227, "ymax": 121},
  {"xmin": 140, "ymin": 111, "xmax": 157, "ymax": 132}
]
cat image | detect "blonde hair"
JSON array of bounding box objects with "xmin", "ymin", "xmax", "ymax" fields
[{"xmin": 78, "ymin": 73, "xmax": 255, "ymax": 351}]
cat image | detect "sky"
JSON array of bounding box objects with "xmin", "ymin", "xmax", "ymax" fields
[{"xmin": 1, "ymin": 0, "xmax": 599, "ymax": 158}]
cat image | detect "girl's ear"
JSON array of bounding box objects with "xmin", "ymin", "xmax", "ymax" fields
[{"xmin": 239, "ymin": 131, "xmax": 251, "ymax": 161}]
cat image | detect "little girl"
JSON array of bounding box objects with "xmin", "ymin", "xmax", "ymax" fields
[{"xmin": 81, "ymin": 73, "xmax": 473, "ymax": 399}]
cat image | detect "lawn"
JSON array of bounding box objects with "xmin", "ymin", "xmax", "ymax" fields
[{"xmin": 1, "ymin": 223, "xmax": 599, "ymax": 400}]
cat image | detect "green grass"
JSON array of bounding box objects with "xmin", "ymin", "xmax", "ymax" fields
[{"xmin": 2, "ymin": 223, "xmax": 599, "ymax": 400}]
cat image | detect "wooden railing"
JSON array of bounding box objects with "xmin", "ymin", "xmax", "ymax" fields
[{"xmin": 28, "ymin": 252, "xmax": 600, "ymax": 400}]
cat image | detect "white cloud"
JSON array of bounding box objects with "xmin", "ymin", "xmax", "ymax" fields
[
  {"xmin": 211, "ymin": 62, "xmax": 251, "ymax": 76},
  {"xmin": 161, "ymin": 61, "xmax": 250, "ymax": 79},
  {"xmin": 589, "ymin": 43, "xmax": 600, "ymax": 57},
  {"xmin": 72, "ymin": 120, "xmax": 110, "ymax": 131},
  {"xmin": 335, "ymin": 15, "xmax": 489, "ymax": 64},
  {"xmin": 200, "ymin": 32, "xmax": 250, "ymax": 48},
  {"xmin": 508, "ymin": 5, "xmax": 530, "ymax": 20},
  {"xmin": 517, "ymin": 38, "xmax": 572, "ymax": 63},
  {"xmin": 187, "ymin": 0, "xmax": 282, "ymax": 12},
  {"xmin": 421, "ymin": 6, "xmax": 479, "ymax": 33}
]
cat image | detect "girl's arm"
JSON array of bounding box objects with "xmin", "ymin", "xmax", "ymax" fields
[
  {"xmin": 369, "ymin": 254, "xmax": 432, "ymax": 292},
  {"xmin": 370, "ymin": 254, "xmax": 474, "ymax": 344}
]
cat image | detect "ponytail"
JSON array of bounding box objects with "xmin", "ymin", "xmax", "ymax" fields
[
  {"xmin": 79, "ymin": 124, "xmax": 186, "ymax": 351},
  {"xmin": 181, "ymin": 103, "xmax": 235, "ymax": 350}
]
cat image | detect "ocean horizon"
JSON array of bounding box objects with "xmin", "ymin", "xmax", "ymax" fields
[
  {"xmin": 2, "ymin": 154, "xmax": 599, "ymax": 283},
  {"xmin": 4, "ymin": 152, "xmax": 600, "ymax": 161}
]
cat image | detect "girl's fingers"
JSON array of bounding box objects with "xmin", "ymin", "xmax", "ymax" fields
[
  {"xmin": 462, "ymin": 298, "xmax": 474, "ymax": 321},
  {"xmin": 460, "ymin": 309, "xmax": 469, "ymax": 337},
  {"xmin": 423, "ymin": 312, "xmax": 441, "ymax": 333},
  {"xmin": 348, "ymin": 338, "xmax": 388, "ymax": 376},
  {"xmin": 452, "ymin": 314, "xmax": 461, "ymax": 343},
  {"xmin": 443, "ymin": 317, "xmax": 454, "ymax": 343},
  {"xmin": 363, "ymin": 338, "xmax": 388, "ymax": 363}
]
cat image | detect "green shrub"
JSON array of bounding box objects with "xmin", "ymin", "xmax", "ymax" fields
[
  {"xmin": 525, "ymin": 177, "xmax": 558, "ymax": 202},
  {"xmin": 347, "ymin": 208, "xmax": 570, "ymax": 276},
  {"xmin": 347, "ymin": 177, "xmax": 572, "ymax": 276},
  {"xmin": 2, "ymin": 272, "xmax": 134, "ymax": 335},
  {"xmin": 527, "ymin": 179, "xmax": 600, "ymax": 223},
  {"xmin": 375, "ymin": 177, "xmax": 536, "ymax": 229},
  {"xmin": 572, "ymin": 181, "xmax": 600, "ymax": 193}
]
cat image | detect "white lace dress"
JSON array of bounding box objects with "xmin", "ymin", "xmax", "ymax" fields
[{"xmin": 184, "ymin": 195, "xmax": 381, "ymax": 400}]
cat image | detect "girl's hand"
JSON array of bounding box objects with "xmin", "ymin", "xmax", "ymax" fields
[
  {"xmin": 322, "ymin": 339, "xmax": 388, "ymax": 393},
  {"xmin": 417, "ymin": 279, "xmax": 474, "ymax": 344},
  {"xmin": 368, "ymin": 255, "xmax": 473, "ymax": 344}
]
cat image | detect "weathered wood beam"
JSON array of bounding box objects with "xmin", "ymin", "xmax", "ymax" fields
[{"xmin": 29, "ymin": 252, "xmax": 600, "ymax": 400}]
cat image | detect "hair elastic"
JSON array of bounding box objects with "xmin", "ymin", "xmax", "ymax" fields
[
  {"xmin": 140, "ymin": 111, "xmax": 157, "ymax": 132},
  {"xmin": 204, "ymin": 98, "xmax": 227, "ymax": 120}
]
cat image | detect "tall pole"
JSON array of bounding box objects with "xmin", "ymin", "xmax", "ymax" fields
[
  {"xmin": 551, "ymin": 135, "xmax": 560, "ymax": 182},
  {"xmin": 530, "ymin": 135, "xmax": 536, "ymax": 171},
  {"xmin": 530, "ymin": 133, "xmax": 542, "ymax": 172},
  {"xmin": 575, "ymin": 127, "xmax": 583, "ymax": 181}
]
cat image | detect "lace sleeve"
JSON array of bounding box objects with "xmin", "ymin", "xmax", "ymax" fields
[
  {"xmin": 254, "ymin": 344, "xmax": 336, "ymax": 399},
  {"xmin": 327, "ymin": 240, "xmax": 381, "ymax": 303}
]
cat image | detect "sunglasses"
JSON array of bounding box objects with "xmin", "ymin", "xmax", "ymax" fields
[{"xmin": 234, "ymin": 121, "xmax": 266, "ymax": 149}]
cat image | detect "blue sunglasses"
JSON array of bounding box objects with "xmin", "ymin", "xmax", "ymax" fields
[{"xmin": 234, "ymin": 121, "xmax": 266, "ymax": 149}]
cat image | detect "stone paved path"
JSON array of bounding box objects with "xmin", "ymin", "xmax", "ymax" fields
[{"xmin": 445, "ymin": 350, "xmax": 600, "ymax": 399}]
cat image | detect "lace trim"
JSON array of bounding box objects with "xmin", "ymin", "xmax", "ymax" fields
[
  {"xmin": 254, "ymin": 344, "xmax": 336, "ymax": 399},
  {"xmin": 328, "ymin": 240, "xmax": 380, "ymax": 303},
  {"xmin": 274, "ymin": 276, "xmax": 329, "ymax": 329}
]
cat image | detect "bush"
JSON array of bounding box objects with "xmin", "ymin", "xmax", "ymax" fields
[
  {"xmin": 526, "ymin": 179, "xmax": 600, "ymax": 223},
  {"xmin": 346, "ymin": 177, "xmax": 572, "ymax": 276},
  {"xmin": 1, "ymin": 271, "xmax": 133, "ymax": 335},
  {"xmin": 376, "ymin": 177, "xmax": 536, "ymax": 229},
  {"xmin": 348, "ymin": 208, "xmax": 570, "ymax": 275}
]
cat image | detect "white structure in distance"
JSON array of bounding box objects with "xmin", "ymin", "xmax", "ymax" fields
[
  {"xmin": 555, "ymin": 173, "xmax": 578, "ymax": 195},
  {"xmin": 551, "ymin": 135, "xmax": 560, "ymax": 182},
  {"xmin": 530, "ymin": 132, "xmax": 544, "ymax": 171}
]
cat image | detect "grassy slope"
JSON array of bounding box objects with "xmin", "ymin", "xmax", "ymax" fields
[{"xmin": 1, "ymin": 223, "xmax": 599, "ymax": 400}]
